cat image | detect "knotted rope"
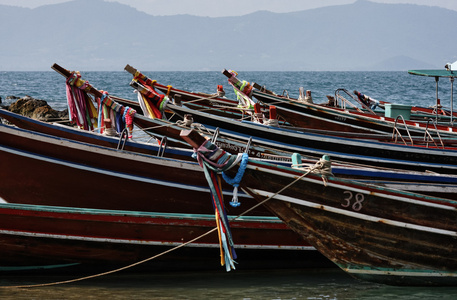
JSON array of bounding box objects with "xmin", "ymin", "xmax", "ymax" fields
[{"xmin": 291, "ymin": 154, "xmax": 333, "ymax": 186}]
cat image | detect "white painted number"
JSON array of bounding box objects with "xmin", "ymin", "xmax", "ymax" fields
[
  {"xmin": 342, "ymin": 191, "xmax": 364, "ymax": 211},
  {"xmin": 342, "ymin": 191, "xmax": 351, "ymax": 208}
]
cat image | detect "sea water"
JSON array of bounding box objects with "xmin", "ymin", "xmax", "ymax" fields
[
  {"xmin": 2, "ymin": 269, "xmax": 457, "ymax": 299},
  {"xmin": 0, "ymin": 70, "xmax": 455, "ymax": 111},
  {"xmin": 1, "ymin": 70, "xmax": 457, "ymax": 299}
]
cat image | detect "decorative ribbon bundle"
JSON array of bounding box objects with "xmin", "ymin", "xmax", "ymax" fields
[
  {"xmin": 192, "ymin": 138, "xmax": 249, "ymax": 271},
  {"xmin": 65, "ymin": 71, "xmax": 98, "ymax": 130},
  {"xmin": 131, "ymin": 72, "xmax": 170, "ymax": 119},
  {"xmin": 65, "ymin": 71, "xmax": 136, "ymax": 137},
  {"xmin": 226, "ymin": 70, "xmax": 255, "ymax": 109},
  {"xmin": 96, "ymin": 91, "xmax": 136, "ymax": 137}
]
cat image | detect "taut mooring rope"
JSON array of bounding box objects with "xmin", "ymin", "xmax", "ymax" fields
[{"xmin": 1, "ymin": 227, "xmax": 218, "ymax": 289}]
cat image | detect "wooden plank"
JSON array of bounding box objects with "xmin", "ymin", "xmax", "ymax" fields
[{"xmin": 179, "ymin": 129, "xmax": 207, "ymax": 149}]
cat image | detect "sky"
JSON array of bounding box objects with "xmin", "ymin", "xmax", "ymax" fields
[{"xmin": 1, "ymin": 0, "xmax": 457, "ymax": 17}]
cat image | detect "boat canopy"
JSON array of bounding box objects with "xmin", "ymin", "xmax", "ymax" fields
[
  {"xmin": 408, "ymin": 69, "xmax": 457, "ymax": 78},
  {"xmin": 408, "ymin": 68, "xmax": 456, "ymax": 124}
]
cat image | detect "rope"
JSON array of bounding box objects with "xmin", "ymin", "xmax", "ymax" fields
[
  {"xmin": 1, "ymin": 227, "xmax": 218, "ymax": 289},
  {"xmin": 291, "ymin": 155, "xmax": 333, "ymax": 186},
  {"xmin": 222, "ymin": 153, "xmax": 249, "ymax": 207},
  {"xmin": 181, "ymin": 93, "xmax": 222, "ymax": 104},
  {"xmin": 133, "ymin": 122, "xmax": 180, "ymax": 132},
  {"xmin": 103, "ymin": 126, "xmax": 117, "ymax": 136},
  {"xmin": 263, "ymin": 118, "xmax": 279, "ymax": 127},
  {"xmin": 239, "ymin": 170, "xmax": 312, "ymax": 218}
]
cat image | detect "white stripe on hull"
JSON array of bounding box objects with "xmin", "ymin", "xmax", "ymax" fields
[
  {"xmin": 247, "ymin": 188, "xmax": 457, "ymax": 237},
  {"xmin": 345, "ymin": 267, "xmax": 457, "ymax": 278},
  {"xmin": 0, "ymin": 230, "xmax": 311, "ymax": 250},
  {"xmin": 248, "ymin": 164, "xmax": 457, "ymax": 210}
]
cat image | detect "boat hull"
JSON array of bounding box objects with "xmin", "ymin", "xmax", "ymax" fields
[
  {"xmin": 236, "ymin": 160, "xmax": 457, "ymax": 285},
  {"xmin": 0, "ymin": 124, "xmax": 319, "ymax": 270},
  {"xmin": 167, "ymin": 104, "xmax": 457, "ymax": 174},
  {"xmin": 0, "ymin": 203, "xmax": 316, "ymax": 271},
  {"xmin": 252, "ymin": 88, "xmax": 457, "ymax": 138},
  {"xmin": 4, "ymin": 109, "xmax": 456, "ymax": 200}
]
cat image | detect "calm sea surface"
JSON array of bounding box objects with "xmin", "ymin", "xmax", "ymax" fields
[
  {"xmin": 1, "ymin": 70, "xmax": 456, "ymax": 299},
  {"xmin": 0, "ymin": 70, "xmax": 455, "ymax": 111},
  {"xmin": 2, "ymin": 268, "xmax": 457, "ymax": 300}
]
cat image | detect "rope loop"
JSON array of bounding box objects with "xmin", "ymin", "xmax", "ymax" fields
[
  {"xmin": 222, "ymin": 153, "xmax": 249, "ymax": 207},
  {"xmin": 166, "ymin": 85, "xmax": 172, "ymax": 97}
]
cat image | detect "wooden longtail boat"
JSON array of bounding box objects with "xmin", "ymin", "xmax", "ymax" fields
[
  {"xmin": 0, "ymin": 65, "xmax": 324, "ymax": 271},
  {"xmin": 123, "ymin": 65, "xmax": 404, "ymax": 136},
  {"xmin": 123, "ymin": 64, "xmax": 252, "ymax": 121},
  {"xmin": 0, "ymin": 123, "xmax": 317, "ymax": 271},
  {"xmin": 183, "ymin": 130, "xmax": 457, "ymax": 286},
  {"xmin": 161, "ymin": 102, "xmax": 457, "ymax": 174},
  {"xmin": 133, "ymin": 117, "xmax": 457, "ymax": 199},
  {"xmin": 123, "ymin": 65, "xmax": 408, "ymax": 137},
  {"xmin": 2, "ymin": 108, "xmax": 456, "ymax": 199},
  {"xmin": 47, "ymin": 63, "xmax": 457, "ymax": 190},
  {"xmin": 0, "ymin": 122, "xmax": 250, "ymax": 215},
  {"xmin": 239, "ymin": 70, "xmax": 457, "ymax": 137},
  {"xmin": 253, "ymin": 84, "xmax": 456, "ymax": 123},
  {"xmin": 119, "ymin": 66, "xmax": 457, "ymax": 175},
  {"xmin": 113, "ymin": 77, "xmax": 457, "ymax": 174},
  {"xmin": 0, "ymin": 202, "xmax": 319, "ymax": 271},
  {"xmin": 124, "ymin": 67, "xmax": 457, "ymax": 145},
  {"xmin": 251, "ymin": 86, "xmax": 454, "ymax": 137},
  {"xmin": 0, "ymin": 107, "xmax": 192, "ymax": 156},
  {"xmin": 123, "ymin": 64, "xmax": 456, "ymax": 140}
]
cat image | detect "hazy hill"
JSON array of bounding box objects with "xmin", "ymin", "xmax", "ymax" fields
[{"xmin": 1, "ymin": 0, "xmax": 456, "ymax": 71}]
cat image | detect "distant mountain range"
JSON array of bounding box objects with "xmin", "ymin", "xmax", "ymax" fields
[{"xmin": 1, "ymin": 0, "xmax": 456, "ymax": 71}]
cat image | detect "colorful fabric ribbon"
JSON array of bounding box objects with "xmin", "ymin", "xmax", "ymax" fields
[
  {"xmin": 64, "ymin": 71, "xmax": 136, "ymax": 138},
  {"xmin": 193, "ymin": 139, "xmax": 246, "ymax": 271},
  {"xmin": 132, "ymin": 75, "xmax": 169, "ymax": 119},
  {"xmin": 65, "ymin": 72, "xmax": 97, "ymax": 130}
]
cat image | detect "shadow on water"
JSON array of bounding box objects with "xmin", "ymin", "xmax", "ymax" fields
[{"xmin": 2, "ymin": 268, "xmax": 457, "ymax": 299}]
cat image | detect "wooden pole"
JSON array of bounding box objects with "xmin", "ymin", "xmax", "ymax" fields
[
  {"xmin": 124, "ymin": 64, "xmax": 138, "ymax": 76},
  {"xmin": 51, "ymin": 63, "xmax": 103, "ymax": 98},
  {"xmin": 253, "ymin": 82, "xmax": 274, "ymax": 95},
  {"xmin": 180, "ymin": 129, "xmax": 207, "ymax": 149}
]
